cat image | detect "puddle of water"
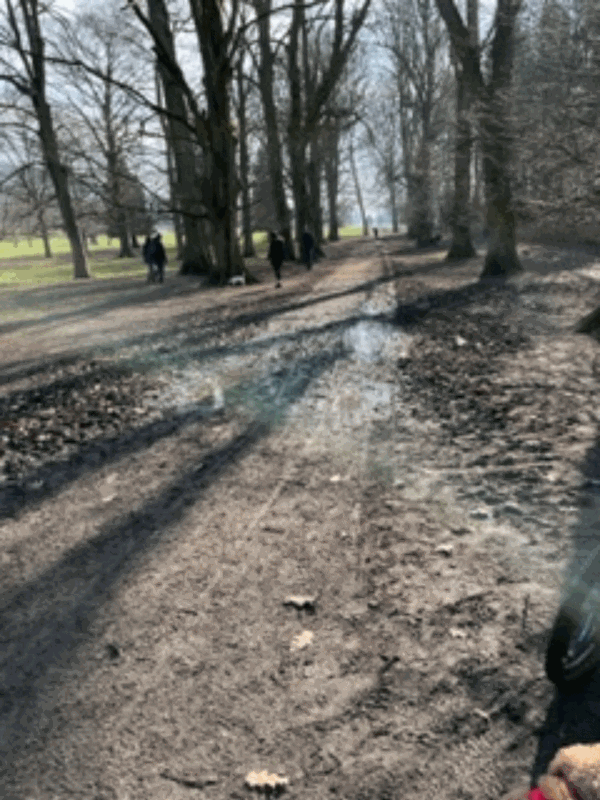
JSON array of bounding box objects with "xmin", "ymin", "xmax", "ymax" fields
[{"xmin": 343, "ymin": 320, "xmax": 412, "ymax": 363}]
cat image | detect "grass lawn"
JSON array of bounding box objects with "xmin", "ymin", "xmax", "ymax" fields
[{"xmin": 0, "ymin": 227, "xmax": 367, "ymax": 289}]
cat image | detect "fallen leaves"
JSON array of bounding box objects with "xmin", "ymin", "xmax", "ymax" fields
[
  {"xmin": 283, "ymin": 595, "xmax": 317, "ymax": 611},
  {"xmin": 245, "ymin": 770, "xmax": 289, "ymax": 791},
  {"xmin": 0, "ymin": 358, "xmax": 159, "ymax": 485},
  {"xmin": 290, "ymin": 630, "xmax": 314, "ymax": 651}
]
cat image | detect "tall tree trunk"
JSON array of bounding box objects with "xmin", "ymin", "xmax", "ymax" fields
[
  {"xmin": 118, "ymin": 222, "xmax": 133, "ymax": 258},
  {"xmin": 149, "ymin": 0, "xmax": 211, "ymax": 274},
  {"xmin": 447, "ymin": 0, "xmax": 476, "ymax": 260},
  {"xmin": 237, "ymin": 59, "xmax": 255, "ymax": 257},
  {"xmin": 349, "ymin": 135, "xmax": 368, "ymax": 235},
  {"xmin": 434, "ymin": 0, "xmax": 522, "ymax": 278},
  {"xmin": 447, "ymin": 59, "xmax": 476, "ymax": 259},
  {"xmin": 38, "ymin": 209, "xmax": 52, "ymax": 257},
  {"xmin": 190, "ymin": 0, "xmax": 243, "ymax": 283},
  {"xmin": 325, "ymin": 123, "xmax": 340, "ymax": 241},
  {"xmin": 157, "ymin": 70, "xmax": 184, "ymax": 258},
  {"xmin": 13, "ymin": 1, "xmax": 89, "ymax": 279},
  {"xmin": 254, "ymin": 0, "xmax": 295, "ymax": 258},
  {"xmin": 390, "ymin": 175, "xmax": 399, "ymax": 233},
  {"xmin": 288, "ymin": 0, "xmax": 308, "ymax": 246},
  {"xmin": 480, "ymin": 93, "xmax": 522, "ymax": 277},
  {"xmin": 412, "ymin": 139, "xmax": 433, "ymax": 245},
  {"xmin": 37, "ymin": 99, "xmax": 89, "ymax": 278},
  {"xmin": 308, "ymin": 130, "xmax": 323, "ymax": 243}
]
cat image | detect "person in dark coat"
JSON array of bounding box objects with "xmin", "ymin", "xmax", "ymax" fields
[
  {"xmin": 301, "ymin": 229, "xmax": 315, "ymax": 271},
  {"xmin": 142, "ymin": 235, "xmax": 155, "ymax": 282},
  {"xmin": 268, "ymin": 232, "xmax": 284, "ymax": 287},
  {"xmin": 152, "ymin": 233, "xmax": 167, "ymax": 283}
]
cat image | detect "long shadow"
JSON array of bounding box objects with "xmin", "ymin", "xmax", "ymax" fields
[
  {"xmin": 393, "ymin": 278, "xmax": 520, "ymax": 327},
  {"xmin": 531, "ymin": 436, "xmax": 600, "ymax": 784},
  {"xmin": 520, "ymin": 242, "xmax": 600, "ymax": 277},
  {"xmin": 0, "ymin": 276, "xmax": 210, "ymax": 338},
  {"xmin": 0, "ymin": 407, "xmax": 206, "ymax": 521},
  {"xmin": 0, "ymin": 307, "xmax": 371, "ymax": 524},
  {"xmin": 0, "ymin": 343, "xmax": 343, "ymax": 782}
]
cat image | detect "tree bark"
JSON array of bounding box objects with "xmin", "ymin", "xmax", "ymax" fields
[
  {"xmin": 288, "ymin": 0, "xmax": 308, "ymax": 245},
  {"xmin": 390, "ymin": 174, "xmax": 399, "ymax": 233},
  {"xmin": 434, "ymin": 0, "xmax": 522, "ymax": 277},
  {"xmin": 325, "ymin": 123, "xmax": 340, "ymax": 241},
  {"xmin": 308, "ymin": 130, "xmax": 323, "ymax": 243},
  {"xmin": 37, "ymin": 99, "xmax": 89, "ymax": 277},
  {"xmin": 38, "ymin": 209, "xmax": 51, "ymax": 257},
  {"xmin": 10, "ymin": 0, "xmax": 89, "ymax": 278},
  {"xmin": 479, "ymin": 93, "xmax": 522, "ymax": 277},
  {"xmin": 156, "ymin": 68, "xmax": 183, "ymax": 258},
  {"xmin": 118, "ymin": 225, "xmax": 133, "ymax": 258},
  {"xmin": 254, "ymin": 0, "xmax": 295, "ymax": 258},
  {"xmin": 447, "ymin": 54, "xmax": 476, "ymax": 259},
  {"xmin": 349, "ymin": 136, "xmax": 369, "ymax": 235},
  {"xmin": 189, "ymin": 0, "xmax": 243, "ymax": 283},
  {"xmin": 236, "ymin": 58, "xmax": 255, "ymax": 257},
  {"xmin": 447, "ymin": 0, "xmax": 476, "ymax": 260}
]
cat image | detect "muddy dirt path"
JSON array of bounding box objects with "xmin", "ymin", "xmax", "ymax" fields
[{"xmin": 1, "ymin": 238, "xmax": 600, "ymax": 800}]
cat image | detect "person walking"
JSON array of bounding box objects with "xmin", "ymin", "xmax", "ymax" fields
[
  {"xmin": 268, "ymin": 231, "xmax": 284, "ymax": 288},
  {"xmin": 142, "ymin": 235, "xmax": 155, "ymax": 282},
  {"xmin": 301, "ymin": 229, "xmax": 315, "ymax": 271},
  {"xmin": 152, "ymin": 233, "xmax": 167, "ymax": 283}
]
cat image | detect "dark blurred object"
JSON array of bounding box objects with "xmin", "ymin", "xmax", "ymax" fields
[{"xmin": 546, "ymin": 544, "xmax": 600, "ymax": 692}]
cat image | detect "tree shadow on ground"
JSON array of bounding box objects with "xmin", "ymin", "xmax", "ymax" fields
[
  {"xmin": 519, "ymin": 242, "xmax": 600, "ymax": 277},
  {"xmin": 0, "ymin": 309, "xmax": 367, "ymax": 523},
  {"xmin": 0, "ymin": 276, "xmax": 210, "ymax": 338},
  {"xmin": 0, "ymin": 342, "xmax": 344, "ymax": 781},
  {"xmin": 531, "ymin": 436, "xmax": 600, "ymax": 784},
  {"xmin": 393, "ymin": 278, "xmax": 520, "ymax": 327}
]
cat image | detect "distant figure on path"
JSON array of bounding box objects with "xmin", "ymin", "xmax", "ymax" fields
[
  {"xmin": 143, "ymin": 235, "xmax": 155, "ymax": 282},
  {"xmin": 151, "ymin": 233, "xmax": 167, "ymax": 283},
  {"xmin": 301, "ymin": 229, "xmax": 315, "ymax": 271},
  {"xmin": 268, "ymin": 232, "xmax": 284, "ymax": 288}
]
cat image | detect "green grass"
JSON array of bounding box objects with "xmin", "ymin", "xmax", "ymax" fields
[
  {"xmin": 339, "ymin": 225, "xmax": 364, "ymax": 238},
  {"xmin": 0, "ymin": 226, "xmax": 365, "ymax": 289},
  {"xmin": 0, "ymin": 233, "xmax": 179, "ymax": 288},
  {"xmin": 0, "ymin": 232, "xmax": 178, "ymax": 259}
]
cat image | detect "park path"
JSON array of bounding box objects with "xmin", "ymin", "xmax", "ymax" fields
[{"xmin": 1, "ymin": 238, "xmax": 600, "ymax": 799}]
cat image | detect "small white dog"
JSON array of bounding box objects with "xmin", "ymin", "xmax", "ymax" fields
[{"xmin": 228, "ymin": 274, "xmax": 246, "ymax": 286}]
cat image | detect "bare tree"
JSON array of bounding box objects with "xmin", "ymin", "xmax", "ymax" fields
[
  {"xmin": 0, "ymin": 0, "xmax": 89, "ymax": 277},
  {"xmin": 377, "ymin": 0, "xmax": 449, "ymax": 245},
  {"xmin": 364, "ymin": 90, "xmax": 403, "ymax": 233},
  {"xmin": 129, "ymin": 0, "xmax": 243, "ymax": 282},
  {"xmin": 143, "ymin": 0, "xmax": 213, "ymax": 275},
  {"xmin": 56, "ymin": 11, "xmax": 152, "ymax": 258},
  {"xmin": 286, "ymin": 0, "xmax": 372, "ymax": 245},
  {"xmin": 445, "ymin": 0, "xmax": 477, "ymax": 259},
  {"xmin": 0, "ymin": 119, "xmax": 57, "ymax": 256},
  {"xmin": 435, "ymin": 0, "xmax": 523, "ymax": 277},
  {"xmin": 235, "ymin": 51, "xmax": 256, "ymax": 257}
]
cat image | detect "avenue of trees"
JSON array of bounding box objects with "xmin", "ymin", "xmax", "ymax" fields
[{"xmin": 0, "ymin": 0, "xmax": 599, "ymax": 282}]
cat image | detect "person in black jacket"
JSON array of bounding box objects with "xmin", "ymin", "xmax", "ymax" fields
[
  {"xmin": 301, "ymin": 229, "xmax": 315, "ymax": 271},
  {"xmin": 142, "ymin": 235, "xmax": 154, "ymax": 282},
  {"xmin": 151, "ymin": 233, "xmax": 167, "ymax": 283},
  {"xmin": 268, "ymin": 232, "xmax": 284, "ymax": 287}
]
